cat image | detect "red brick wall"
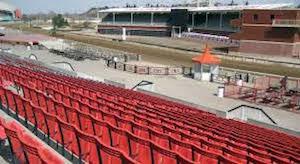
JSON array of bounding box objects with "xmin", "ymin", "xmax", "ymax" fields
[
  {"xmin": 231, "ymin": 26, "xmax": 298, "ymax": 43},
  {"xmin": 243, "ymin": 9, "xmax": 298, "ymax": 24},
  {"xmin": 238, "ymin": 40, "xmax": 300, "ymax": 57},
  {"xmin": 230, "ymin": 9, "xmax": 300, "ymax": 43}
]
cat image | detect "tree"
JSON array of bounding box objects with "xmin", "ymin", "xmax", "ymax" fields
[{"xmin": 52, "ymin": 14, "xmax": 69, "ymax": 29}]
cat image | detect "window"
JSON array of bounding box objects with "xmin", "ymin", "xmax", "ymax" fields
[
  {"xmin": 253, "ymin": 14, "xmax": 258, "ymax": 21},
  {"xmin": 270, "ymin": 14, "xmax": 275, "ymax": 20}
]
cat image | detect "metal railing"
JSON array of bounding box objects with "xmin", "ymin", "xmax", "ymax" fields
[
  {"xmin": 227, "ymin": 105, "xmax": 277, "ymax": 125},
  {"xmin": 272, "ymin": 19, "xmax": 300, "ymax": 27}
]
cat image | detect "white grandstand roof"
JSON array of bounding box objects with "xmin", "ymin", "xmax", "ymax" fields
[
  {"xmin": 98, "ymin": 3, "xmax": 293, "ymax": 13},
  {"xmin": 0, "ymin": 1, "xmax": 16, "ymax": 12}
]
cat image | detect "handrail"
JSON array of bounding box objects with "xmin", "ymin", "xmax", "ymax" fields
[
  {"xmin": 228, "ymin": 105, "xmax": 277, "ymax": 125},
  {"xmin": 52, "ymin": 62, "xmax": 75, "ymax": 71},
  {"xmin": 28, "ymin": 54, "xmax": 38, "ymax": 60},
  {"xmin": 131, "ymin": 80, "xmax": 153, "ymax": 90}
]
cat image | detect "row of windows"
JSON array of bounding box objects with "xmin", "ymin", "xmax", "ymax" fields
[{"xmin": 253, "ymin": 14, "xmax": 275, "ymax": 21}]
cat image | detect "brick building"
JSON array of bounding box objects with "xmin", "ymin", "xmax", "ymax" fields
[{"xmin": 230, "ymin": 9, "xmax": 300, "ymax": 57}]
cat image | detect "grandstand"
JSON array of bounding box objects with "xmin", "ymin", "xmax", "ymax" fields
[
  {"xmin": 0, "ymin": 49, "xmax": 299, "ymax": 163},
  {"xmin": 97, "ymin": 3, "xmax": 292, "ymax": 36},
  {"xmin": 0, "ymin": 1, "xmax": 21, "ymax": 21}
]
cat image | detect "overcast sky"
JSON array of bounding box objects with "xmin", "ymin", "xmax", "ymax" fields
[{"xmin": 7, "ymin": 0, "xmax": 299, "ymax": 14}]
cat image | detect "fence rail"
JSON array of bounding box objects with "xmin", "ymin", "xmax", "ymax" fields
[
  {"xmin": 272, "ymin": 19, "xmax": 300, "ymax": 27},
  {"xmin": 107, "ymin": 60, "xmax": 192, "ymax": 76}
]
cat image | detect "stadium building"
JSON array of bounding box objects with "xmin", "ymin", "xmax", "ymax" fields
[
  {"xmin": 230, "ymin": 9, "xmax": 300, "ymax": 57},
  {"xmin": 97, "ymin": 3, "xmax": 292, "ymax": 36},
  {"xmin": 0, "ymin": 1, "xmax": 21, "ymax": 22}
]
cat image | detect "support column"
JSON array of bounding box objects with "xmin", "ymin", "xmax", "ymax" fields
[
  {"xmin": 113, "ymin": 13, "xmax": 116, "ymax": 24},
  {"xmin": 192, "ymin": 13, "xmax": 195, "ymax": 28},
  {"xmin": 238, "ymin": 12, "xmax": 242, "ymax": 31},
  {"xmin": 131, "ymin": 13, "xmax": 134, "ymax": 24},
  {"xmin": 97, "ymin": 12, "xmax": 100, "ymax": 19},
  {"xmin": 151, "ymin": 12, "xmax": 154, "ymax": 25},
  {"xmin": 219, "ymin": 12, "xmax": 223, "ymax": 30},
  {"xmin": 205, "ymin": 12, "xmax": 209, "ymax": 28}
]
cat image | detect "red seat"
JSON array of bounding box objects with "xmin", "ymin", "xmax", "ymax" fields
[
  {"xmin": 151, "ymin": 143, "xmax": 177, "ymax": 164},
  {"xmin": 4, "ymin": 121, "xmax": 26, "ymax": 163},
  {"xmin": 110, "ymin": 127, "xmax": 129, "ymax": 154},
  {"xmin": 128, "ymin": 133, "xmax": 152, "ymax": 164},
  {"xmin": 19, "ymin": 133, "xmax": 42, "ymax": 164},
  {"xmin": 91, "ymin": 118, "xmax": 111, "ymax": 145},
  {"xmin": 58, "ymin": 119, "xmax": 79, "ymax": 156},
  {"xmin": 44, "ymin": 113, "xmax": 62, "ymax": 144},
  {"xmin": 39, "ymin": 148, "xmax": 64, "ymax": 164},
  {"xmin": 76, "ymin": 130, "xmax": 101, "ymax": 164},
  {"xmin": 99, "ymin": 143, "xmax": 123, "ymax": 164}
]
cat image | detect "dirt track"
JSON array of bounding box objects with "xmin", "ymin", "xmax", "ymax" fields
[{"xmin": 6, "ymin": 24, "xmax": 300, "ymax": 78}]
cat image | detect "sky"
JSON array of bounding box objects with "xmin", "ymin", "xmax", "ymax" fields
[{"xmin": 6, "ymin": 0, "xmax": 299, "ymax": 14}]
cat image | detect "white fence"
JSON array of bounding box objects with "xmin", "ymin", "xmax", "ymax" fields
[{"xmin": 181, "ymin": 32, "xmax": 240, "ymax": 47}]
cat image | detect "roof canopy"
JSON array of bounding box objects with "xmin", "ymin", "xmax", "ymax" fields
[
  {"xmin": 98, "ymin": 3, "xmax": 292, "ymax": 13},
  {"xmin": 192, "ymin": 45, "xmax": 221, "ymax": 65}
]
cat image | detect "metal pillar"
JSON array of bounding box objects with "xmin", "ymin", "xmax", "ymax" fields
[
  {"xmin": 113, "ymin": 13, "xmax": 116, "ymax": 24},
  {"xmin": 219, "ymin": 12, "xmax": 223, "ymax": 30},
  {"xmin": 130, "ymin": 13, "xmax": 134, "ymax": 24},
  {"xmin": 192, "ymin": 13, "xmax": 195, "ymax": 27},
  {"xmin": 151, "ymin": 13, "xmax": 154, "ymax": 25},
  {"xmin": 205, "ymin": 12, "xmax": 209, "ymax": 28}
]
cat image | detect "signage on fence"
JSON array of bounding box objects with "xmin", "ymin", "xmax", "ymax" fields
[
  {"xmin": 136, "ymin": 66, "xmax": 149, "ymax": 74},
  {"xmin": 168, "ymin": 67, "xmax": 183, "ymax": 75},
  {"xmin": 107, "ymin": 62, "xmax": 193, "ymax": 76},
  {"xmin": 149, "ymin": 67, "xmax": 167, "ymax": 75},
  {"xmin": 125, "ymin": 64, "xmax": 135, "ymax": 73},
  {"xmin": 116, "ymin": 62, "xmax": 125, "ymax": 71}
]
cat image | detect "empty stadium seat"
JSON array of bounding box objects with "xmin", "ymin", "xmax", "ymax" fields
[{"xmin": 0, "ymin": 54, "xmax": 299, "ymax": 164}]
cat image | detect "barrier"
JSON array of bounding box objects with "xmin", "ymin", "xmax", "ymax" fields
[
  {"xmin": 181, "ymin": 32, "xmax": 240, "ymax": 47},
  {"xmin": 136, "ymin": 66, "xmax": 149, "ymax": 74},
  {"xmin": 107, "ymin": 61, "xmax": 191, "ymax": 76},
  {"xmin": 149, "ymin": 67, "xmax": 167, "ymax": 75},
  {"xmin": 125, "ymin": 64, "xmax": 135, "ymax": 73}
]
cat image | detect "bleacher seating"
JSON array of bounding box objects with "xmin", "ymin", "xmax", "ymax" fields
[
  {"xmin": 0, "ymin": 53, "xmax": 299, "ymax": 163},
  {"xmin": 0, "ymin": 115, "xmax": 65, "ymax": 163}
]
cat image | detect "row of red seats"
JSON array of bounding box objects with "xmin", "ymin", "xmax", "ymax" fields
[
  {"xmin": 30, "ymin": 79, "xmax": 300, "ymax": 163},
  {"xmin": 0, "ymin": 62, "xmax": 300, "ymax": 163},
  {"xmin": 0, "ymin": 115, "xmax": 64, "ymax": 164},
  {"xmin": 0, "ymin": 55, "xmax": 300, "ymax": 163},
  {"xmin": 0, "ymin": 86, "xmax": 203, "ymax": 164},
  {"xmin": 4, "ymin": 64, "xmax": 300, "ymax": 160},
  {"xmin": 27, "ymin": 64, "xmax": 298, "ymax": 149},
  {"xmin": 1, "ymin": 67, "xmax": 298, "ymax": 163}
]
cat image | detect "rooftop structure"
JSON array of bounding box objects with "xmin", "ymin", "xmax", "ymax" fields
[
  {"xmin": 192, "ymin": 45, "xmax": 221, "ymax": 64},
  {"xmin": 98, "ymin": 3, "xmax": 292, "ymax": 13},
  {"xmin": 97, "ymin": 3, "xmax": 293, "ymax": 37},
  {"xmin": 0, "ymin": 1, "xmax": 21, "ymax": 21}
]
